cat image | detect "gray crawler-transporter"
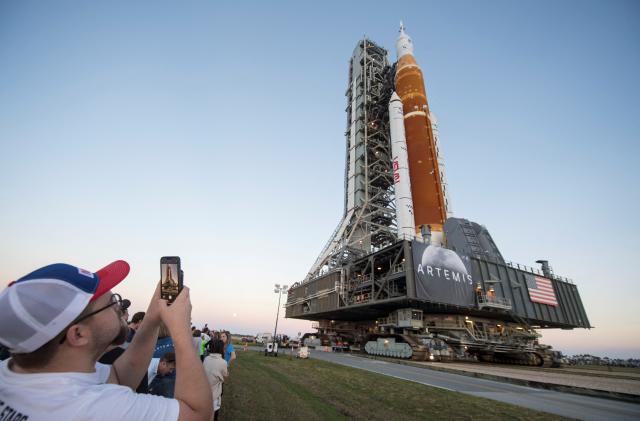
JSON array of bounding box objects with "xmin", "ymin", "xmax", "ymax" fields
[{"xmin": 286, "ymin": 218, "xmax": 590, "ymax": 366}]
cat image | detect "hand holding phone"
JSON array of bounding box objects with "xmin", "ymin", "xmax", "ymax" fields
[
  {"xmin": 160, "ymin": 256, "xmax": 183, "ymax": 303},
  {"xmin": 159, "ymin": 285, "xmax": 192, "ymax": 338}
]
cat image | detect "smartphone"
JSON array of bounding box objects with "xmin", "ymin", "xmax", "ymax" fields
[{"xmin": 160, "ymin": 256, "xmax": 183, "ymax": 303}]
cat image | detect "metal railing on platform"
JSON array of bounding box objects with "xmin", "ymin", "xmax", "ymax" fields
[{"xmin": 477, "ymin": 295, "xmax": 512, "ymax": 310}]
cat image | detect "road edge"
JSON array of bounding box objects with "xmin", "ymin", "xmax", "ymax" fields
[{"xmin": 358, "ymin": 354, "xmax": 640, "ymax": 404}]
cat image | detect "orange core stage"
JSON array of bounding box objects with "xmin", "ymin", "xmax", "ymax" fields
[{"xmin": 395, "ymin": 53, "xmax": 447, "ymax": 235}]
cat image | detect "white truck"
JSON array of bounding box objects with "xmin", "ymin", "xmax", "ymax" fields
[
  {"xmin": 264, "ymin": 341, "xmax": 279, "ymax": 357},
  {"xmin": 255, "ymin": 333, "xmax": 273, "ymax": 344}
]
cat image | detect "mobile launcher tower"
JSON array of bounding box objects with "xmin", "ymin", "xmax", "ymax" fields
[{"xmin": 285, "ymin": 25, "xmax": 590, "ymax": 366}]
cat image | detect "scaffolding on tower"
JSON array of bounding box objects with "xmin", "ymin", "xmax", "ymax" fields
[{"xmin": 307, "ymin": 39, "xmax": 398, "ymax": 281}]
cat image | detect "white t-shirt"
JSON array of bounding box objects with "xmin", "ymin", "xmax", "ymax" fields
[
  {"xmin": 147, "ymin": 357, "xmax": 160, "ymax": 385},
  {"xmin": 192, "ymin": 337, "xmax": 201, "ymax": 353},
  {"xmin": 0, "ymin": 359, "xmax": 179, "ymax": 421}
]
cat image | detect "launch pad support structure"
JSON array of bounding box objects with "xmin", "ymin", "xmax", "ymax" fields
[{"xmin": 308, "ymin": 39, "xmax": 396, "ymax": 279}]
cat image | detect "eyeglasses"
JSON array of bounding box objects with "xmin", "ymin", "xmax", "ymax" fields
[
  {"xmin": 78, "ymin": 293, "xmax": 124, "ymax": 322},
  {"xmin": 59, "ymin": 294, "xmax": 124, "ymax": 344}
]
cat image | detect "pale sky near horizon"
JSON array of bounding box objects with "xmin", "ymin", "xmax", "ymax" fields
[{"xmin": 1, "ymin": 1, "xmax": 639, "ymax": 358}]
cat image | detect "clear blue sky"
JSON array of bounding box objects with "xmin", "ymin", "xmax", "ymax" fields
[{"xmin": 1, "ymin": 1, "xmax": 638, "ymax": 358}]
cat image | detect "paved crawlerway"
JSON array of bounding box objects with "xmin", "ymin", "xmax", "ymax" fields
[{"xmin": 298, "ymin": 349, "xmax": 640, "ymax": 421}]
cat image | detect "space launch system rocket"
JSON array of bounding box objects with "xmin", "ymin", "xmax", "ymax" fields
[
  {"xmin": 287, "ymin": 25, "xmax": 591, "ymax": 366},
  {"xmin": 394, "ymin": 23, "xmax": 448, "ymax": 245}
]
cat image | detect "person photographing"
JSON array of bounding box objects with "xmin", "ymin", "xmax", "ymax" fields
[{"xmin": 0, "ymin": 260, "xmax": 212, "ymax": 420}]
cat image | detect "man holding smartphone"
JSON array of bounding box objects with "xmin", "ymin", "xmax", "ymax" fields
[{"xmin": 0, "ymin": 260, "xmax": 212, "ymax": 421}]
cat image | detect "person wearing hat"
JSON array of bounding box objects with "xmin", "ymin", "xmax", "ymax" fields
[
  {"xmin": 121, "ymin": 298, "xmax": 132, "ymax": 325},
  {"xmin": 0, "ymin": 260, "xmax": 212, "ymax": 421}
]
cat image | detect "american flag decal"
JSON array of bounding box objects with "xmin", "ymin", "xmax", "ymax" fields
[{"xmin": 525, "ymin": 274, "xmax": 558, "ymax": 306}]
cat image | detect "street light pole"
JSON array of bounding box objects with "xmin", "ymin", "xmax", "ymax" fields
[{"xmin": 272, "ymin": 284, "xmax": 287, "ymax": 355}]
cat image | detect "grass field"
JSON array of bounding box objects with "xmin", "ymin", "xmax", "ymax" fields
[{"xmin": 218, "ymin": 351, "xmax": 570, "ymax": 420}]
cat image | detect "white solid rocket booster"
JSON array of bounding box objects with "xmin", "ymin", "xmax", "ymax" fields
[{"xmin": 389, "ymin": 92, "xmax": 416, "ymax": 239}]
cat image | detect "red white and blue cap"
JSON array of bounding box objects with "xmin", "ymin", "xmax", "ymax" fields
[{"xmin": 0, "ymin": 260, "xmax": 130, "ymax": 353}]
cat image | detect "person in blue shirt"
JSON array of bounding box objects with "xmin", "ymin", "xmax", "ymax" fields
[
  {"xmin": 148, "ymin": 352, "xmax": 176, "ymax": 398},
  {"xmin": 220, "ymin": 331, "xmax": 236, "ymax": 367}
]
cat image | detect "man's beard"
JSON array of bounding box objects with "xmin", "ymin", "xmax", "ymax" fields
[
  {"xmin": 92, "ymin": 317, "xmax": 130, "ymax": 360},
  {"xmin": 111, "ymin": 320, "xmax": 129, "ymax": 346}
]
